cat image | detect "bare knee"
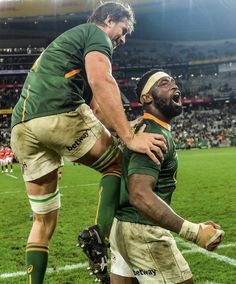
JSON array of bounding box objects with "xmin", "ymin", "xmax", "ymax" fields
[{"xmin": 26, "ymin": 168, "xmax": 61, "ymax": 242}]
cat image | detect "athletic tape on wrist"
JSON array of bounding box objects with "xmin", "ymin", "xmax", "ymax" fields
[{"xmin": 179, "ymin": 220, "xmax": 199, "ymax": 242}]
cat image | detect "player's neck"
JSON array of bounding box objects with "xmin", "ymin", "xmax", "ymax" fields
[{"xmin": 145, "ymin": 108, "xmax": 171, "ymax": 124}]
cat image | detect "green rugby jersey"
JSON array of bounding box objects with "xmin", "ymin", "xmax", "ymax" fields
[
  {"xmin": 11, "ymin": 23, "xmax": 113, "ymax": 128},
  {"xmin": 116, "ymin": 113, "xmax": 178, "ymax": 225}
]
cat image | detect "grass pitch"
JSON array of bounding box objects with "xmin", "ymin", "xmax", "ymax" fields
[{"xmin": 0, "ymin": 147, "xmax": 235, "ymax": 283}]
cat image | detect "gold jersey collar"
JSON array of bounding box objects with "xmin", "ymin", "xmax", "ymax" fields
[{"xmin": 142, "ymin": 113, "xmax": 171, "ymax": 131}]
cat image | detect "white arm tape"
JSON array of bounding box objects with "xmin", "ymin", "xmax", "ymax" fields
[{"xmin": 179, "ymin": 220, "xmax": 200, "ymax": 242}]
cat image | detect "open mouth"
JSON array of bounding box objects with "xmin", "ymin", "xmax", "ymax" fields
[{"xmin": 172, "ymin": 91, "xmax": 182, "ymax": 105}]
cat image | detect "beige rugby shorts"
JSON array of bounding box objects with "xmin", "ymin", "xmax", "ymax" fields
[
  {"xmin": 11, "ymin": 104, "xmax": 104, "ymax": 181},
  {"xmin": 110, "ymin": 218, "xmax": 192, "ymax": 283}
]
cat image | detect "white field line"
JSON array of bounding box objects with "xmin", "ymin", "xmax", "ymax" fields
[
  {"xmin": 182, "ymin": 248, "xmax": 236, "ymax": 266},
  {"xmin": 0, "ymin": 183, "xmax": 99, "ymax": 195},
  {"xmin": 176, "ymin": 237, "xmax": 236, "ymax": 267},
  {"xmin": 60, "ymin": 183, "xmax": 98, "ymax": 188},
  {"xmin": 0, "ymin": 262, "xmax": 88, "ymax": 279},
  {"xmin": 0, "ymin": 182, "xmax": 99, "ymax": 279},
  {"xmin": 0, "ymin": 191, "xmax": 22, "ymax": 195},
  {"xmin": 218, "ymin": 243, "xmax": 236, "ymax": 249},
  {"xmin": 0, "ymin": 242, "xmax": 236, "ymax": 280},
  {"xmin": 5, "ymin": 174, "xmax": 18, "ymax": 179}
]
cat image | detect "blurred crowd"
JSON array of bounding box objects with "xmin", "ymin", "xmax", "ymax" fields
[
  {"xmin": 1, "ymin": 41, "xmax": 236, "ymax": 149},
  {"xmin": 125, "ymin": 105, "xmax": 236, "ymax": 150}
]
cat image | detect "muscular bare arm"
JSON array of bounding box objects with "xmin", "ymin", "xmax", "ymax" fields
[
  {"xmin": 86, "ymin": 51, "xmax": 134, "ymax": 142},
  {"xmin": 128, "ymin": 173, "xmax": 184, "ymax": 233},
  {"xmin": 85, "ymin": 51, "xmax": 167, "ymax": 163},
  {"xmin": 90, "ymin": 97, "xmax": 114, "ymax": 131},
  {"xmin": 90, "ymin": 98, "xmax": 143, "ymax": 132},
  {"xmin": 128, "ymin": 173, "xmax": 225, "ymax": 251}
]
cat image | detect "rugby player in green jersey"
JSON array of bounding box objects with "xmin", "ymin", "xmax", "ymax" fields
[
  {"xmin": 109, "ymin": 70, "xmax": 225, "ymax": 284},
  {"xmin": 10, "ymin": 2, "xmax": 167, "ymax": 284}
]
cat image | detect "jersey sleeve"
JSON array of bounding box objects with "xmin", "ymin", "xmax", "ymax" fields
[
  {"xmin": 127, "ymin": 119, "xmax": 170, "ymax": 179},
  {"xmin": 84, "ymin": 27, "xmax": 113, "ymax": 61},
  {"xmin": 128, "ymin": 151, "xmax": 161, "ymax": 180}
]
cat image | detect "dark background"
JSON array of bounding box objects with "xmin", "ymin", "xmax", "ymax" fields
[{"xmin": 1, "ymin": 0, "xmax": 236, "ymax": 43}]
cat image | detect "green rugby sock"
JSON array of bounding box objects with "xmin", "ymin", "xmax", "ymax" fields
[
  {"xmin": 95, "ymin": 173, "xmax": 121, "ymax": 243},
  {"xmin": 26, "ymin": 243, "xmax": 48, "ymax": 284}
]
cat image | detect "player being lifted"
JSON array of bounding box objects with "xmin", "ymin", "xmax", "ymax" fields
[{"xmin": 10, "ymin": 2, "xmax": 166, "ymax": 283}]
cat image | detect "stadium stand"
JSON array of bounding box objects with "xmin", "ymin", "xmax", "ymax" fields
[{"xmin": 1, "ymin": 38, "xmax": 236, "ymax": 149}]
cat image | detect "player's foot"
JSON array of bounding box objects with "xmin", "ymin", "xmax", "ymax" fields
[
  {"xmin": 88, "ymin": 260, "xmax": 110, "ymax": 283},
  {"xmin": 5, "ymin": 169, "xmax": 8, "ymax": 173},
  {"xmin": 1, "ymin": 170, "xmax": 4, "ymax": 173},
  {"xmin": 10, "ymin": 169, "xmax": 13, "ymax": 173},
  {"xmin": 78, "ymin": 225, "xmax": 110, "ymax": 283}
]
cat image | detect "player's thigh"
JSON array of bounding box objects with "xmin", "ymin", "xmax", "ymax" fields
[
  {"xmin": 28, "ymin": 104, "xmax": 108, "ymax": 164},
  {"xmin": 111, "ymin": 274, "xmax": 139, "ymax": 284},
  {"xmin": 114, "ymin": 221, "xmax": 192, "ymax": 284},
  {"xmin": 26, "ymin": 168, "xmax": 59, "ymax": 195},
  {"xmin": 110, "ymin": 219, "xmax": 136, "ymax": 280},
  {"xmin": 76, "ymin": 129, "xmax": 121, "ymax": 170},
  {"xmin": 57, "ymin": 104, "xmax": 107, "ymax": 163},
  {"xmin": 11, "ymin": 123, "xmax": 61, "ymax": 182},
  {"xmin": 59, "ymin": 104, "xmax": 121, "ymax": 170}
]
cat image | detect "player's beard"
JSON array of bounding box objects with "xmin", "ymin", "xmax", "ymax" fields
[{"xmin": 153, "ymin": 95, "xmax": 182, "ymax": 118}]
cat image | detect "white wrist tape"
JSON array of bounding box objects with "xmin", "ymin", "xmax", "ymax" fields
[{"xmin": 179, "ymin": 220, "xmax": 200, "ymax": 242}]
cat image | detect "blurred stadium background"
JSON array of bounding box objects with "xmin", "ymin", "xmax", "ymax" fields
[
  {"xmin": 0, "ymin": 0, "xmax": 236, "ymax": 283},
  {"xmin": 1, "ymin": 0, "xmax": 236, "ymax": 149}
]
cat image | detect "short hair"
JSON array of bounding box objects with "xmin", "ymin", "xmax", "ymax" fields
[
  {"xmin": 136, "ymin": 69, "xmax": 163, "ymax": 98},
  {"xmin": 88, "ymin": 1, "xmax": 135, "ymax": 33}
]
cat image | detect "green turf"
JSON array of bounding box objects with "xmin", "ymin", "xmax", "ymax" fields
[{"xmin": 0, "ymin": 147, "xmax": 235, "ymax": 283}]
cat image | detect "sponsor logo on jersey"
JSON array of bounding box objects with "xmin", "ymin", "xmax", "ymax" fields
[
  {"xmin": 133, "ymin": 269, "xmax": 157, "ymax": 276},
  {"xmin": 66, "ymin": 131, "xmax": 89, "ymax": 151}
]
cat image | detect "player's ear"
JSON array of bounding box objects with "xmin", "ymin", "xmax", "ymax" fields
[
  {"xmin": 104, "ymin": 15, "xmax": 113, "ymax": 28},
  {"xmin": 140, "ymin": 93, "xmax": 153, "ymax": 104}
]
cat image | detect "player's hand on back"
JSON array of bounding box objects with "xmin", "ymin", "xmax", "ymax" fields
[{"xmin": 125, "ymin": 124, "xmax": 167, "ymax": 164}]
